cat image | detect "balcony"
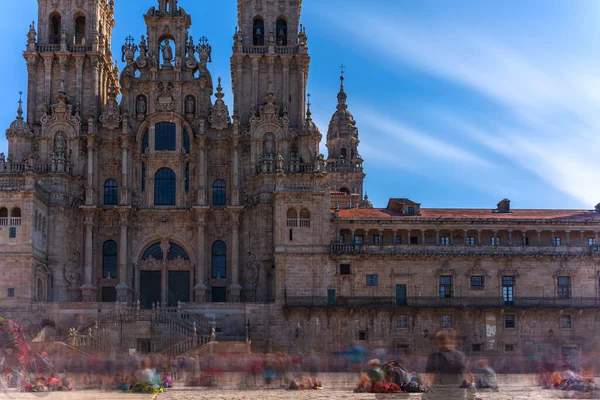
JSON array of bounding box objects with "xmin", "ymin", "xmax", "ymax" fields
[
  {"xmin": 329, "ymin": 243, "xmax": 597, "ymax": 257},
  {"xmin": 284, "ymin": 296, "xmax": 600, "ymax": 309}
]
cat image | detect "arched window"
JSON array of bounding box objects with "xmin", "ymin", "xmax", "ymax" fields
[
  {"xmin": 49, "ymin": 12, "xmax": 61, "ymax": 44},
  {"xmin": 253, "ymin": 18, "xmax": 265, "ymax": 46},
  {"xmin": 340, "ymin": 148, "xmax": 347, "ymax": 163},
  {"xmin": 0, "ymin": 208, "xmax": 7, "ymax": 226},
  {"xmin": 11, "ymin": 208, "xmax": 21, "ymax": 218},
  {"xmin": 37, "ymin": 278, "xmax": 44, "ymax": 302},
  {"xmin": 212, "ymin": 180, "xmax": 226, "ymax": 206},
  {"xmin": 74, "ymin": 15, "xmax": 86, "ymax": 45},
  {"xmin": 155, "ymin": 122, "xmax": 176, "ymax": 151},
  {"xmin": 286, "ymin": 208, "xmax": 298, "ymax": 227},
  {"xmin": 168, "ymin": 242, "xmax": 189, "ymax": 260},
  {"xmin": 299, "ymin": 208, "xmax": 311, "ymax": 227},
  {"xmin": 103, "ymin": 240, "xmax": 117, "ymax": 278},
  {"xmin": 104, "ymin": 179, "xmax": 118, "ymax": 205},
  {"xmin": 183, "ymin": 131, "xmax": 190, "ymax": 154},
  {"xmin": 165, "ymin": 0, "xmax": 170, "ymax": 13},
  {"xmin": 142, "ymin": 130, "xmax": 149, "ymax": 153},
  {"xmin": 154, "ymin": 168, "xmax": 176, "ymax": 205},
  {"xmin": 276, "ymin": 18, "xmax": 288, "ymax": 46},
  {"xmin": 212, "ymin": 241, "xmax": 226, "ymax": 278},
  {"xmin": 339, "ymin": 187, "xmax": 350, "ymax": 195},
  {"xmin": 142, "ymin": 242, "xmax": 163, "ymax": 260}
]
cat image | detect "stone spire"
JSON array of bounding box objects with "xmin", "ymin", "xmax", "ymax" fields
[
  {"xmin": 6, "ymin": 92, "xmax": 31, "ymax": 137},
  {"xmin": 336, "ymin": 74, "xmax": 347, "ymax": 110}
]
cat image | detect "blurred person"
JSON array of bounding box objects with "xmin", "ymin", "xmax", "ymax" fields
[
  {"xmin": 135, "ymin": 358, "xmax": 156, "ymax": 383},
  {"xmin": 366, "ymin": 358, "xmax": 385, "ymax": 386},
  {"xmin": 474, "ymin": 359, "xmax": 498, "ymax": 391},
  {"xmin": 348, "ymin": 343, "xmax": 366, "ymax": 374},
  {"xmin": 423, "ymin": 329, "xmax": 469, "ymax": 400}
]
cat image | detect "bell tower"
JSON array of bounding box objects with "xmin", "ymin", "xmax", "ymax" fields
[
  {"xmin": 325, "ymin": 72, "xmax": 365, "ymax": 196},
  {"xmin": 25, "ymin": 0, "xmax": 117, "ymax": 124},
  {"xmin": 231, "ymin": 0, "xmax": 309, "ymax": 128}
]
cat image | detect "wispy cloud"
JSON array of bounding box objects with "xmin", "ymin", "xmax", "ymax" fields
[{"xmin": 325, "ymin": 8, "xmax": 600, "ymax": 207}]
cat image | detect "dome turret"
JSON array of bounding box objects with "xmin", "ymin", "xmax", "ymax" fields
[{"xmin": 6, "ymin": 93, "xmax": 31, "ymax": 137}]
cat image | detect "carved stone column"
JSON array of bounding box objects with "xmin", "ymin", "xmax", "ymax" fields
[
  {"xmin": 197, "ymin": 136, "xmax": 207, "ymax": 206},
  {"xmin": 228, "ymin": 208, "xmax": 243, "ymax": 301},
  {"xmin": 251, "ymin": 58, "xmax": 259, "ymax": 108},
  {"xmin": 74, "ymin": 55, "xmax": 85, "ymax": 109},
  {"xmin": 406, "ymin": 230, "xmax": 411, "ymax": 245},
  {"xmin": 508, "ymin": 230, "xmax": 513, "ymax": 246},
  {"xmin": 160, "ymin": 240, "xmax": 169, "ymax": 307},
  {"xmin": 80, "ymin": 208, "xmax": 97, "ymax": 301},
  {"xmin": 90, "ymin": 56, "xmax": 100, "ymax": 116},
  {"xmin": 435, "ymin": 230, "xmax": 440, "ymax": 246},
  {"xmin": 477, "ymin": 230, "xmax": 482, "ymax": 246},
  {"xmin": 120, "ymin": 136, "xmax": 130, "ymax": 205},
  {"xmin": 116, "ymin": 208, "xmax": 130, "ymax": 303},
  {"xmin": 282, "ymin": 59, "xmax": 290, "ymax": 110},
  {"xmin": 194, "ymin": 207, "xmax": 208, "ymax": 302},
  {"xmin": 421, "ymin": 230, "xmax": 426, "ymax": 245},
  {"xmin": 231, "ymin": 134, "xmax": 240, "ymax": 206},
  {"xmin": 25, "ymin": 55, "xmax": 38, "ymax": 122},
  {"xmin": 537, "ymin": 230, "xmax": 542, "ymax": 245},
  {"xmin": 42, "ymin": 55, "xmax": 53, "ymax": 107},
  {"xmin": 234, "ymin": 57, "xmax": 243, "ymax": 115},
  {"xmin": 85, "ymin": 136, "xmax": 96, "ymax": 205}
]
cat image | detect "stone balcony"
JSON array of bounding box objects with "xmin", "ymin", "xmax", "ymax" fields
[
  {"xmin": 0, "ymin": 161, "xmax": 73, "ymax": 175},
  {"xmin": 284, "ymin": 295, "xmax": 600, "ymax": 309},
  {"xmin": 329, "ymin": 243, "xmax": 599, "ymax": 258}
]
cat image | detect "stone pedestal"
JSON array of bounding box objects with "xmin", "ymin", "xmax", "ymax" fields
[
  {"xmin": 116, "ymin": 283, "xmax": 129, "ymax": 304},
  {"xmin": 228, "ymin": 284, "xmax": 242, "ymax": 302},
  {"xmin": 67, "ymin": 287, "xmax": 82, "ymax": 302},
  {"xmin": 194, "ymin": 283, "xmax": 208, "ymax": 303},
  {"xmin": 80, "ymin": 284, "xmax": 97, "ymax": 302}
]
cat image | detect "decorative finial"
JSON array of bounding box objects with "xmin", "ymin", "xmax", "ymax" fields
[
  {"xmin": 306, "ymin": 93, "xmax": 312, "ymax": 120},
  {"xmin": 339, "ymin": 63, "xmax": 346, "ymax": 87},
  {"xmin": 336, "ymin": 65, "xmax": 348, "ymax": 109},
  {"xmin": 17, "ymin": 91, "xmax": 23, "ymax": 120},
  {"xmin": 218, "ymin": 77, "xmax": 222, "ymax": 90}
]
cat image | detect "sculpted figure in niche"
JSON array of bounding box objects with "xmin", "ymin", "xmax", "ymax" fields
[
  {"xmin": 263, "ymin": 133, "xmax": 276, "ymax": 155},
  {"xmin": 54, "ymin": 133, "xmax": 67, "ymax": 153},
  {"xmin": 136, "ymin": 95, "xmax": 147, "ymax": 115},
  {"xmin": 185, "ymin": 96, "xmax": 196, "ymax": 115},
  {"xmin": 161, "ymin": 40, "xmax": 173, "ymax": 64}
]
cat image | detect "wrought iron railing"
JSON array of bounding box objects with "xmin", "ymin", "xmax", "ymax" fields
[{"xmin": 284, "ymin": 296, "xmax": 600, "ymax": 309}]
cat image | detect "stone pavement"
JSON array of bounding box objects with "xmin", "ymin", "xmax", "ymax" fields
[{"xmin": 0, "ymin": 392, "xmax": 157, "ymax": 400}]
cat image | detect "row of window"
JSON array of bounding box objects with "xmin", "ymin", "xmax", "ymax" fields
[
  {"xmin": 103, "ymin": 173, "xmax": 226, "ymax": 207},
  {"xmin": 286, "ymin": 208, "xmax": 311, "ymax": 227},
  {"xmin": 343, "ymin": 234, "xmax": 597, "ymax": 246},
  {"xmin": 48, "ymin": 13, "xmax": 87, "ymax": 45},
  {"xmin": 252, "ymin": 17, "xmax": 288, "ymax": 46},
  {"xmin": 1, "ymin": 208, "xmax": 21, "ymax": 238},
  {"xmin": 340, "ymin": 267, "xmax": 573, "ymax": 300},
  {"xmin": 395, "ymin": 313, "xmax": 572, "ymax": 331},
  {"xmin": 33, "ymin": 210, "xmax": 46, "ymax": 232}
]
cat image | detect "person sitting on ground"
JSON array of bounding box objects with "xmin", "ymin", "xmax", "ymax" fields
[
  {"xmin": 135, "ymin": 358, "xmax": 156, "ymax": 383},
  {"xmin": 366, "ymin": 358, "xmax": 386, "ymax": 386},
  {"xmin": 475, "ymin": 360, "xmax": 499, "ymax": 391}
]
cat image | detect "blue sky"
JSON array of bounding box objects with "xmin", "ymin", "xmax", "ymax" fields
[{"xmin": 1, "ymin": 0, "xmax": 599, "ymax": 210}]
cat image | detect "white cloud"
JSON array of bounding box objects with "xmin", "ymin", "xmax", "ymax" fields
[{"xmin": 326, "ymin": 9, "xmax": 600, "ymax": 207}]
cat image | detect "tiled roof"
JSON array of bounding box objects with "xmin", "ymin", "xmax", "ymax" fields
[
  {"xmin": 335, "ymin": 208, "xmax": 600, "ymax": 222},
  {"xmin": 330, "ymin": 190, "xmax": 346, "ymax": 195}
]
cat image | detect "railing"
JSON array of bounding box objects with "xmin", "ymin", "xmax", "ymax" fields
[
  {"xmin": 285, "ymin": 296, "xmax": 600, "ymax": 309},
  {"xmin": 243, "ymin": 46, "xmax": 267, "ymax": 55},
  {"xmin": 0, "ymin": 218, "xmax": 7, "ymax": 226},
  {"xmin": 9, "ymin": 218, "xmax": 21, "ymax": 226},
  {"xmin": 326, "ymin": 165, "xmax": 363, "ymax": 173},
  {"xmin": 299, "ymin": 219, "xmax": 311, "ymax": 227},
  {"xmin": 69, "ymin": 44, "xmax": 92, "ymax": 53},
  {"xmin": 329, "ymin": 244, "xmax": 596, "ymax": 257},
  {"xmin": 0, "ymin": 162, "xmax": 73, "ymax": 175},
  {"xmin": 275, "ymin": 46, "xmax": 298, "ymax": 55},
  {"xmin": 37, "ymin": 44, "xmax": 60, "ymax": 53},
  {"xmin": 159, "ymin": 335, "xmax": 211, "ymax": 357}
]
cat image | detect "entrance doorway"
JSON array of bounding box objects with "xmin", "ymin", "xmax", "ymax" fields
[
  {"xmin": 212, "ymin": 287, "xmax": 226, "ymax": 302},
  {"xmin": 168, "ymin": 271, "xmax": 190, "ymax": 307},
  {"xmin": 140, "ymin": 270, "xmax": 161, "ymax": 309}
]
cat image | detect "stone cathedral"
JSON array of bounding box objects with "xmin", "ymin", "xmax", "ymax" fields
[{"xmin": 2, "ymin": 0, "xmax": 600, "ymax": 362}]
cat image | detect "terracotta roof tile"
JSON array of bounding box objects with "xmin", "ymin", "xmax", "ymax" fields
[{"xmin": 336, "ymin": 208, "xmax": 600, "ymax": 222}]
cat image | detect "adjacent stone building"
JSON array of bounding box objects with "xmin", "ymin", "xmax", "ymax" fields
[{"xmin": 1, "ymin": 0, "xmax": 600, "ymax": 365}]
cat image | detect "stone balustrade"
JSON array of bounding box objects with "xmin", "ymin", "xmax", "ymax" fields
[
  {"xmin": 330, "ymin": 243, "xmax": 598, "ymax": 257},
  {"xmin": 0, "ymin": 162, "xmax": 73, "ymax": 175}
]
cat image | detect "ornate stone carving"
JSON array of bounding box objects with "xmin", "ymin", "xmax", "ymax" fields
[
  {"xmin": 208, "ymin": 78, "xmax": 230, "ymax": 130},
  {"xmin": 154, "ymin": 82, "xmax": 175, "ymax": 111},
  {"xmin": 64, "ymin": 251, "xmax": 81, "ymax": 288},
  {"xmin": 99, "ymin": 87, "xmax": 122, "ymax": 129}
]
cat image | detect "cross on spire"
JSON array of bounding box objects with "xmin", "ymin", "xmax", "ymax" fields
[{"xmin": 339, "ymin": 63, "xmax": 346, "ymax": 78}]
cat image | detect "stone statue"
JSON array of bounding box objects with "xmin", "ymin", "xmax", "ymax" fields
[
  {"xmin": 210, "ymin": 327, "xmax": 216, "ymax": 342},
  {"xmin": 161, "ymin": 40, "xmax": 173, "ymax": 64},
  {"xmin": 264, "ymin": 134, "xmax": 275, "ymax": 154},
  {"xmin": 277, "ymin": 154, "xmax": 284, "ymax": 173},
  {"xmin": 136, "ymin": 96, "xmax": 147, "ymax": 115},
  {"xmin": 54, "ymin": 134, "xmax": 67, "ymax": 153},
  {"xmin": 185, "ymin": 96, "xmax": 195, "ymax": 115},
  {"xmin": 0, "ymin": 152, "xmax": 5, "ymax": 163}
]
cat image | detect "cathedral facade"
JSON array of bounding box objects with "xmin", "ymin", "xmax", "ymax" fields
[{"xmin": 2, "ymin": 0, "xmax": 600, "ymax": 362}]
